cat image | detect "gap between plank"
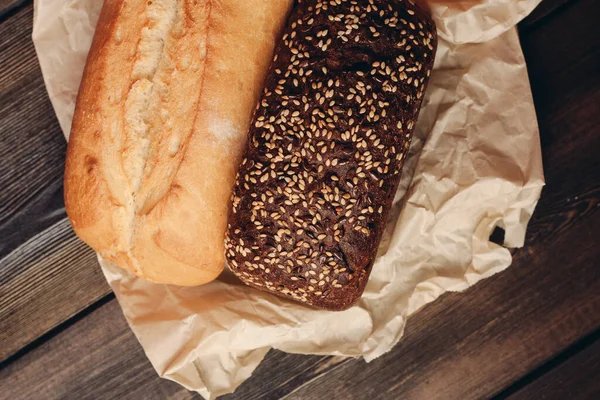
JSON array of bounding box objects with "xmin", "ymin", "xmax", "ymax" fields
[
  {"xmin": 0, "ymin": 0, "xmax": 29, "ymax": 23},
  {"xmin": 0, "ymin": 292, "xmax": 115, "ymax": 369},
  {"xmin": 0, "ymin": 0, "xmax": 592, "ymax": 395},
  {"xmin": 491, "ymin": 327, "xmax": 600, "ymax": 399}
]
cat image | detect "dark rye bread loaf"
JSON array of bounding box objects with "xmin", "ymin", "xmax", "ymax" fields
[{"xmin": 225, "ymin": 0, "xmax": 437, "ymax": 310}]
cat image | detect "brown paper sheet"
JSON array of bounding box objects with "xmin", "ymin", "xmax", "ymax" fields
[{"xmin": 33, "ymin": 0, "xmax": 544, "ymax": 397}]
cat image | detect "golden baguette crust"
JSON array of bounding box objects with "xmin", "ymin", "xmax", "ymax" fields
[{"xmin": 65, "ymin": 0, "xmax": 292, "ymax": 286}]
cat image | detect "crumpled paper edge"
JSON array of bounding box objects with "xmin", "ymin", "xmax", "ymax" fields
[
  {"xmin": 32, "ymin": 0, "xmax": 544, "ymax": 398},
  {"xmin": 101, "ymin": 26, "xmax": 543, "ymax": 398}
]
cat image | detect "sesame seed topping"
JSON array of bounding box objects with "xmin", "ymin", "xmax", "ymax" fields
[{"xmin": 226, "ymin": 0, "xmax": 436, "ymax": 307}]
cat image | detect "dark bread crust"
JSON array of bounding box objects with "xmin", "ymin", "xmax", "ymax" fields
[{"xmin": 226, "ymin": 0, "xmax": 437, "ymax": 310}]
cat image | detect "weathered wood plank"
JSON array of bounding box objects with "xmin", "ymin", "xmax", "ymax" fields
[
  {"xmin": 504, "ymin": 331, "xmax": 600, "ymax": 400},
  {"xmin": 227, "ymin": 0, "xmax": 600, "ymax": 396},
  {"xmin": 0, "ymin": 3, "xmax": 68, "ymax": 258},
  {"xmin": 222, "ymin": 353, "xmax": 348, "ymax": 399},
  {"xmin": 0, "ymin": 218, "xmax": 111, "ymax": 362},
  {"xmin": 0, "ymin": 175, "xmax": 66, "ymax": 259},
  {"xmin": 519, "ymin": 0, "xmax": 576, "ymax": 31},
  {"xmin": 0, "ymin": 300, "xmax": 196, "ymax": 400},
  {"xmin": 0, "ymin": 0, "xmax": 27, "ymax": 20},
  {"xmin": 2, "ymin": 0, "xmax": 600, "ymax": 398},
  {"xmin": 0, "ymin": 3, "xmax": 113, "ymax": 363},
  {"xmin": 277, "ymin": 0, "xmax": 600, "ymax": 396},
  {"xmin": 282, "ymin": 212, "xmax": 600, "ymax": 400},
  {"xmin": 2, "ymin": 174, "xmax": 597, "ymax": 399}
]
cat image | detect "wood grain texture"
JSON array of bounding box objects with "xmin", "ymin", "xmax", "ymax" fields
[
  {"xmin": 519, "ymin": 0, "xmax": 576, "ymax": 30},
  {"xmin": 282, "ymin": 214, "xmax": 600, "ymax": 400},
  {"xmin": 0, "ymin": 3, "xmax": 68, "ymax": 258},
  {"xmin": 275, "ymin": 0, "xmax": 600, "ymax": 397},
  {"xmin": 2, "ymin": 0, "xmax": 600, "ymax": 398},
  {"xmin": 0, "ymin": 300, "xmax": 196, "ymax": 400},
  {"xmin": 0, "ymin": 3, "xmax": 112, "ymax": 363},
  {"xmin": 0, "ymin": 0, "xmax": 27, "ymax": 20},
  {"xmin": 505, "ymin": 332, "xmax": 600, "ymax": 400},
  {"xmin": 228, "ymin": 0, "xmax": 600, "ymax": 396},
  {"xmin": 0, "ymin": 283, "xmax": 351, "ymax": 400},
  {"xmin": 0, "ymin": 218, "xmax": 111, "ymax": 362}
]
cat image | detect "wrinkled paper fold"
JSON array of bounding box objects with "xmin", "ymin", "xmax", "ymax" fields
[{"xmin": 33, "ymin": 0, "xmax": 544, "ymax": 398}]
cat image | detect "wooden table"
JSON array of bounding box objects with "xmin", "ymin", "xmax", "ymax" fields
[{"xmin": 1, "ymin": 0, "xmax": 599, "ymax": 398}]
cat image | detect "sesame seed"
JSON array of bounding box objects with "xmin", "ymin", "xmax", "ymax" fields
[{"xmin": 226, "ymin": 0, "xmax": 435, "ymax": 304}]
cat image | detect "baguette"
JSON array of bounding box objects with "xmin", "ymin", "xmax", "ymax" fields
[
  {"xmin": 64, "ymin": 0, "xmax": 292, "ymax": 285},
  {"xmin": 226, "ymin": 0, "xmax": 437, "ymax": 310}
]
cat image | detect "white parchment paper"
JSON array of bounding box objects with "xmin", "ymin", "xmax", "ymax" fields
[{"xmin": 33, "ymin": 0, "xmax": 544, "ymax": 398}]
